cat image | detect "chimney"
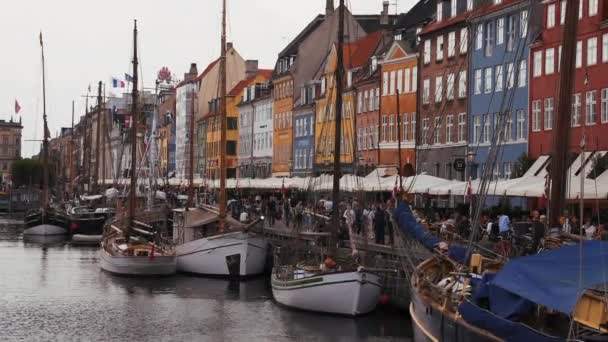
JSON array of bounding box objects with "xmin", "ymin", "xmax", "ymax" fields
[
  {"xmin": 226, "ymin": 42, "xmax": 233, "ymax": 50},
  {"xmin": 245, "ymin": 60, "xmax": 259, "ymax": 79},
  {"xmin": 326, "ymin": 0, "xmax": 334, "ymax": 16},
  {"xmin": 381, "ymin": 1, "xmax": 390, "ymax": 25},
  {"xmin": 184, "ymin": 63, "xmax": 198, "ymax": 82}
]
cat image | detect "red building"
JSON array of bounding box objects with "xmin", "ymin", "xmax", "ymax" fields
[{"xmin": 529, "ymin": 0, "xmax": 608, "ymax": 159}]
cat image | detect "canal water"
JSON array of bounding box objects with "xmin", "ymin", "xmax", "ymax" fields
[{"xmin": 0, "ymin": 224, "xmax": 412, "ymax": 341}]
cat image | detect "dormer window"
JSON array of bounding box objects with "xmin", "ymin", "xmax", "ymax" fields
[
  {"xmin": 243, "ymin": 88, "xmax": 248, "ymax": 102},
  {"xmin": 451, "ymin": 0, "xmax": 457, "ymax": 18},
  {"xmin": 467, "ymin": 0, "xmax": 473, "ymax": 11},
  {"xmin": 321, "ymin": 77, "xmax": 326, "ymax": 94},
  {"xmin": 437, "ymin": 1, "xmax": 443, "ymax": 22},
  {"xmin": 347, "ymin": 70, "xmax": 353, "ymax": 88},
  {"xmin": 371, "ymin": 56, "xmax": 378, "ymax": 72}
]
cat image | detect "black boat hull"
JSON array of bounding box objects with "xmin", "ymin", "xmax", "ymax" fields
[
  {"xmin": 25, "ymin": 211, "xmax": 69, "ymax": 229},
  {"xmin": 69, "ymin": 216, "xmax": 106, "ymax": 235}
]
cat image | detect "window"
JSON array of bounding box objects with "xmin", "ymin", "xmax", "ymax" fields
[
  {"xmin": 382, "ymin": 115, "xmax": 387, "ymax": 142},
  {"xmin": 544, "ymin": 98, "xmax": 554, "ymax": 130},
  {"xmin": 485, "ymin": 21, "xmax": 494, "ymax": 57},
  {"xmin": 412, "ymin": 67, "xmax": 418, "ymax": 92},
  {"xmin": 495, "ymin": 65, "xmax": 503, "ymax": 92},
  {"xmin": 404, "ymin": 115, "xmax": 409, "ymax": 141},
  {"xmin": 423, "ymin": 79, "xmax": 430, "ymax": 104},
  {"xmin": 483, "ymin": 114, "xmax": 491, "ymax": 143},
  {"xmin": 572, "ymin": 93, "xmax": 581, "ymax": 127},
  {"xmin": 458, "ymin": 71, "xmax": 467, "ymax": 98},
  {"xmin": 382, "ymin": 72, "xmax": 389, "ymax": 95},
  {"xmin": 363, "ymin": 91, "xmax": 369, "ymax": 112},
  {"xmin": 423, "ymin": 40, "xmax": 431, "ymax": 64},
  {"xmin": 560, "ymin": 0, "xmax": 566, "ymax": 24},
  {"xmin": 588, "ymin": 37, "xmax": 598, "ymax": 66},
  {"xmin": 474, "ymin": 69, "xmax": 482, "ymax": 95},
  {"xmin": 375, "ymin": 88, "xmax": 381, "ymax": 109},
  {"xmin": 458, "ymin": 113, "xmax": 466, "ymax": 142},
  {"xmin": 484, "ymin": 68, "xmax": 493, "ymax": 94},
  {"xmin": 390, "ymin": 71, "xmax": 396, "ymax": 95},
  {"xmin": 473, "ymin": 116, "xmax": 481, "ymax": 143},
  {"xmin": 516, "ymin": 110, "xmax": 525, "ymax": 140},
  {"xmin": 460, "ymin": 27, "xmax": 468, "ymax": 54},
  {"xmin": 446, "ymin": 115, "xmax": 453, "ymax": 143},
  {"xmin": 404, "ymin": 68, "xmax": 411, "ymax": 93},
  {"xmin": 389, "ymin": 115, "xmax": 395, "ymax": 142},
  {"xmin": 357, "ymin": 92, "xmax": 362, "ymax": 113},
  {"xmin": 451, "ymin": 0, "xmax": 457, "ymax": 17},
  {"xmin": 576, "ymin": 41, "xmax": 582, "ymax": 68},
  {"xmin": 579, "ymin": 0, "xmax": 583, "ymax": 19},
  {"xmin": 534, "ymin": 51, "xmax": 542, "ymax": 77},
  {"xmin": 532, "ymin": 100, "xmax": 541, "ymax": 131},
  {"xmin": 227, "ymin": 141, "xmax": 237, "ymax": 156},
  {"xmin": 434, "ymin": 117, "xmax": 441, "ymax": 144},
  {"xmin": 448, "ymin": 31, "xmax": 456, "ymax": 57},
  {"xmin": 504, "ymin": 112, "xmax": 513, "ymax": 141},
  {"xmin": 435, "ymin": 76, "xmax": 443, "ymax": 103},
  {"xmin": 603, "ymin": 34, "xmax": 608, "ymax": 63},
  {"xmin": 497, "ymin": 18, "xmax": 504, "ymax": 45},
  {"xmin": 506, "ymin": 63, "xmax": 514, "ymax": 89},
  {"xmin": 476, "ymin": 24, "xmax": 483, "ymax": 50},
  {"xmin": 397, "ymin": 69, "xmax": 403, "ymax": 94},
  {"xmin": 467, "ymin": 0, "xmax": 473, "ymax": 11},
  {"xmin": 521, "ymin": 10, "xmax": 528, "ymax": 38},
  {"xmin": 589, "ymin": 0, "xmax": 598, "ymax": 16},
  {"xmin": 436, "ymin": 35, "xmax": 444, "ymax": 61},
  {"xmin": 437, "ymin": 2, "xmax": 443, "ymax": 21},
  {"xmin": 518, "ymin": 60, "xmax": 527, "ymax": 88},
  {"xmin": 447, "ymin": 73, "xmax": 455, "ymax": 100},
  {"xmin": 545, "ymin": 48, "xmax": 555, "ymax": 75},
  {"xmin": 547, "ymin": 4, "xmax": 556, "ymax": 28},
  {"xmin": 586, "ymin": 91, "xmax": 597, "ymax": 125},
  {"xmin": 602, "ymin": 89, "xmax": 608, "ymax": 123},
  {"xmin": 559, "ymin": 46, "xmax": 562, "ymax": 70},
  {"xmin": 411, "ymin": 113, "xmax": 416, "ymax": 142},
  {"xmin": 422, "ymin": 118, "xmax": 429, "ymax": 145},
  {"xmin": 507, "ymin": 15, "xmax": 516, "ymax": 51}
]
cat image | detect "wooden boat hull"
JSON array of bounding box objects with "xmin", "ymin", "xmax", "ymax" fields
[
  {"xmin": 271, "ymin": 270, "xmax": 382, "ymax": 316},
  {"xmin": 176, "ymin": 232, "xmax": 267, "ymax": 277},
  {"xmin": 99, "ymin": 248, "xmax": 176, "ymax": 276}
]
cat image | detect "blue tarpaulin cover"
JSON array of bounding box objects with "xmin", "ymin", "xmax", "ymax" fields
[{"xmin": 492, "ymin": 241, "xmax": 608, "ymax": 314}]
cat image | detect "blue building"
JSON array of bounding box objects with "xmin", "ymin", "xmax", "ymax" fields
[
  {"xmin": 292, "ymin": 83, "xmax": 316, "ymax": 177},
  {"xmin": 469, "ymin": 0, "xmax": 538, "ymax": 181}
]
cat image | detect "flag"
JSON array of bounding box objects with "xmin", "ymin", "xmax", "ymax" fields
[
  {"xmin": 14, "ymin": 100, "xmax": 21, "ymax": 114},
  {"xmin": 112, "ymin": 78, "xmax": 125, "ymax": 88},
  {"xmin": 125, "ymin": 73, "xmax": 134, "ymax": 82}
]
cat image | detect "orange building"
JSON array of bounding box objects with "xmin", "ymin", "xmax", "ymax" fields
[
  {"xmin": 271, "ymin": 72, "xmax": 293, "ymax": 177},
  {"xmin": 378, "ymin": 40, "xmax": 418, "ymax": 176}
]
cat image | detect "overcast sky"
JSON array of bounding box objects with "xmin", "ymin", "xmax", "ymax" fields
[{"xmin": 1, "ymin": 0, "xmax": 416, "ymax": 157}]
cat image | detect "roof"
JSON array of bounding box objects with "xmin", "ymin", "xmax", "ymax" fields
[
  {"xmin": 279, "ymin": 14, "xmax": 325, "ymax": 58},
  {"xmin": 419, "ymin": 11, "xmax": 470, "ymax": 36},
  {"xmin": 343, "ymin": 31, "xmax": 384, "ymax": 69},
  {"xmin": 492, "ymin": 241, "xmax": 608, "ymax": 315},
  {"xmin": 470, "ymin": 0, "xmax": 527, "ymax": 20},
  {"xmin": 353, "ymin": 14, "xmax": 398, "ymax": 33},
  {"xmin": 228, "ymin": 69, "xmax": 273, "ymax": 96},
  {"xmin": 395, "ymin": 0, "xmax": 437, "ymax": 30},
  {"xmin": 174, "ymin": 58, "xmax": 220, "ymax": 89}
]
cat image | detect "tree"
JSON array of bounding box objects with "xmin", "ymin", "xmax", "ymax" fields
[
  {"xmin": 511, "ymin": 153, "xmax": 535, "ymax": 179},
  {"xmin": 10, "ymin": 158, "xmax": 56, "ymax": 189}
]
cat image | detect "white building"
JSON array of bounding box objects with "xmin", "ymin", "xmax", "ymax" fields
[{"xmin": 251, "ymin": 84, "xmax": 273, "ymax": 178}]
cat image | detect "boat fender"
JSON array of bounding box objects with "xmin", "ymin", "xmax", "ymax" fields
[
  {"xmin": 71, "ymin": 223, "xmax": 78, "ymax": 231},
  {"xmin": 379, "ymin": 294, "xmax": 389, "ymax": 305},
  {"xmin": 324, "ymin": 257, "xmax": 336, "ymax": 269}
]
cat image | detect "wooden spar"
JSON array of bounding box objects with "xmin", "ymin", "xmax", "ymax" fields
[
  {"xmin": 102, "ymin": 84, "xmax": 106, "ymax": 187},
  {"xmin": 219, "ymin": 0, "xmax": 227, "ymax": 230},
  {"xmin": 69, "ymin": 100, "xmax": 74, "ymax": 196},
  {"xmin": 128, "ymin": 20, "xmax": 139, "ymax": 228},
  {"xmin": 330, "ymin": 0, "xmax": 345, "ymax": 254},
  {"xmin": 188, "ymin": 88, "xmax": 195, "ymax": 207},
  {"xmin": 549, "ymin": 0, "xmax": 579, "ymax": 227},
  {"xmin": 94, "ymin": 81, "xmax": 102, "ymax": 194},
  {"xmin": 83, "ymin": 88, "xmax": 90, "ymax": 190},
  {"xmin": 397, "ymin": 89, "xmax": 403, "ymax": 194},
  {"xmin": 40, "ymin": 32, "xmax": 50, "ymax": 213}
]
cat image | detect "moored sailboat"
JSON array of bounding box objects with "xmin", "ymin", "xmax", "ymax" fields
[
  {"xmin": 24, "ymin": 32, "xmax": 68, "ymax": 237},
  {"xmin": 173, "ymin": 0, "xmax": 268, "ymax": 278},
  {"xmin": 99, "ymin": 20, "xmax": 176, "ymax": 276}
]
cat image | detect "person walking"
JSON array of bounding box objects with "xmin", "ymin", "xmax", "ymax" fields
[{"xmin": 374, "ymin": 204, "xmax": 386, "ymax": 245}]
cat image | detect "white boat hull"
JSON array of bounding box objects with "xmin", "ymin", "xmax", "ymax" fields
[
  {"xmin": 72, "ymin": 234, "xmax": 102, "ymax": 245},
  {"xmin": 271, "ymin": 270, "xmax": 382, "ymax": 316},
  {"xmin": 99, "ymin": 248, "xmax": 176, "ymax": 276},
  {"xmin": 176, "ymin": 232, "xmax": 267, "ymax": 277},
  {"xmin": 23, "ymin": 224, "xmax": 67, "ymax": 236}
]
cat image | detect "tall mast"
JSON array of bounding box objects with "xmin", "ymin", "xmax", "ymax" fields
[
  {"xmin": 331, "ymin": 0, "xmax": 345, "ymax": 250},
  {"xmin": 549, "ymin": 0, "xmax": 579, "ymax": 227},
  {"xmin": 94, "ymin": 81, "xmax": 102, "ymax": 194},
  {"xmin": 188, "ymin": 89, "xmax": 195, "ymax": 207},
  {"xmin": 102, "ymin": 85, "xmax": 106, "ymax": 187},
  {"xmin": 219, "ymin": 0, "xmax": 227, "ymax": 229},
  {"xmin": 397, "ymin": 89, "xmax": 403, "ymax": 194},
  {"xmin": 40, "ymin": 32, "xmax": 50, "ymax": 212},
  {"xmin": 129, "ymin": 20, "xmax": 139, "ymax": 226},
  {"xmin": 69, "ymin": 100, "xmax": 74, "ymax": 197}
]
